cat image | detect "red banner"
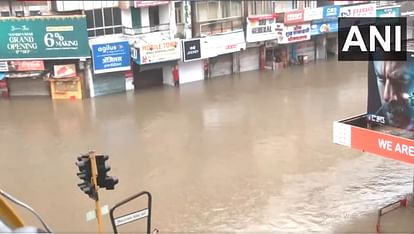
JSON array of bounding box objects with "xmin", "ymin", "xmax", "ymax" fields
[
  {"xmin": 351, "ymin": 126, "xmax": 414, "ymax": 164},
  {"xmin": 9, "ymin": 60, "xmax": 45, "ymax": 71},
  {"xmin": 284, "ymin": 10, "xmax": 305, "ymax": 25},
  {"xmin": 134, "ymin": 1, "xmax": 168, "ymax": 8}
]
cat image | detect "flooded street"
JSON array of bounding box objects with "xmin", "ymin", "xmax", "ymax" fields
[{"xmin": 1, "ymin": 59, "xmax": 413, "ymax": 233}]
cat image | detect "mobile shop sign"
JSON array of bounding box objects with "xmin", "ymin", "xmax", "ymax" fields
[
  {"xmin": 278, "ymin": 24, "xmax": 311, "ymax": 44},
  {"xmin": 338, "ymin": 17, "xmax": 406, "ymax": 61},
  {"xmin": 0, "ymin": 15, "xmax": 89, "ymax": 60},
  {"xmin": 339, "ymin": 3, "xmax": 376, "ymax": 17},
  {"xmin": 92, "ymin": 41, "xmax": 130, "ymax": 74},
  {"xmin": 311, "ymin": 21, "xmax": 338, "ymax": 36},
  {"xmin": 139, "ymin": 39, "xmax": 181, "ymax": 65},
  {"xmin": 304, "ymin": 7, "xmax": 323, "ymax": 21},
  {"xmin": 246, "ymin": 14, "xmax": 278, "ymax": 43},
  {"xmin": 323, "ymin": 5, "xmax": 340, "ymax": 19},
  {"xmin": 376, "ymin": 6, "xmax": 401, "ymax": 17},
  {"xmin": 183, "ymin": 39, "xmax": 201, "ymax": 62},
  {"xmin": 284, "ymin": 10, "xmax": 305, "ymax": 25},
  {"xmin": 134, "ymin": 1, "xmax": 168, "ymax": 8}
]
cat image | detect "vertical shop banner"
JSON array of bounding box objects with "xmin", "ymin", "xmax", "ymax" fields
[
  {"xmin": 323, "ymin": 5, "xmax": 340, "ymax": 19},
  {"xmin": 311, "ymin": 21, "xmax": 338, "ymax": 36},
  {"xmin": 183, "ymin": 39, "xmax": 201, "ymax": 62},
  {"xmin": 367, "ymin": 53, "xmax": 414, "ymax": 131},
  {"xmin": 139, "ymin": 39, "xmax": 181, "ymax": 65},
  {"xmin": 134, "ymin": 1, "xmax": 168, "ymax": 8},
  {"xmin": 0, "ymin": 15, "xmax": 89, "ymax": 60},
  {"xmin": 339, "ymin": 3, "xmax": 376, "ymax": 17},
  {"xmin": 284, "ymin": 10, "xmax": 305, "ymax": 25},
  {"xmin": 246, "ymin": 14, "xmax": 279, "ymax": 43},
  {"xmin": 278, "ymin": 24, "xmax": 311, "ymax": 44},
  {"xmin": 92, "ymin": 41, "xmax": 131, "ymax": 74},
  {"xmin": 304, "ymin": 7, "xmax": 323, "ymax": 21},
  {"xmin": 377, "ymin": 6, "xmax": 401, "ymax": 17}
]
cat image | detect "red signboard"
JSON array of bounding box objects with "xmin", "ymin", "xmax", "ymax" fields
[
  {"xmin": 284, "ymin": 10, "xmax": 305, "ymax": 25},
  {"xmin": 134, "ymin": 1, "xmax": 168, "ymax": 8},
  {"xmin": 9, "ymin": 60, "xmax": 45, "ymax": 71}
]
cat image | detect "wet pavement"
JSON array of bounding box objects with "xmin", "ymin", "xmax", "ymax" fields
[{"xmin": 1, "ymin": 59, "xmax": 413, "ymax": 233}]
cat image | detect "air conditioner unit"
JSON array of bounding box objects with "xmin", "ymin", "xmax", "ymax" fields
[
  {"xmin": 1, "ymin": 11, "xmax": 10, "ymax": 17},
  {"xmin": 15, "ymin": 11, "xmax": 24, "ymax": 17},
  {"xmin": 29, "ymin": 10, "xmax": 41, "ymax": 16}
]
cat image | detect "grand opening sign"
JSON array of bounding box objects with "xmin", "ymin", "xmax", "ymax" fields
[{"xmin": 0, "ymin": 15, "xmax": 89, "ymax": 60}]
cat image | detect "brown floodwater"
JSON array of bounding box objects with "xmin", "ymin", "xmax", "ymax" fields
[{"xmin": 1, "ymin": 59, "xmax": 413, "ymax": 233}]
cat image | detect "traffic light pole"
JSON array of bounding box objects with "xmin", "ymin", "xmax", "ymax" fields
[{"xmin": 89, "ymin": 150, "xmax": 104, "ymax": 234}]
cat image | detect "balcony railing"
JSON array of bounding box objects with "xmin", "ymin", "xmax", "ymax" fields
[
  {"xmin": 122, "ymin": 23, "xmax": 170, "ymax": 36},
  {"xmin": 197, "ymin": 17, "xmax": 243, "ymax": 37}
]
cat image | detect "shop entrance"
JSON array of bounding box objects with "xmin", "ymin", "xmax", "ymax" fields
[
  {"xmin": 326, "ymin": 35, "xmax": 337, "ymax": 59},
  {"xmin": 132, "ymin": 62, "xmax": 163, "ymax": 89}
]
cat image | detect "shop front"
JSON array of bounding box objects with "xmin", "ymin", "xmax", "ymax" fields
[
  {"xmin": 310, "ymin": 5, "xmax": 340, "ymax": 60},
  {"xmin": 0, "ymin": 15, "xmax": 90, "ymax": 99},
  {"xmin": 280, "ymin": 10, "xmax": 312, "ymax": 65},
  {"xmin": 245, "ymin": 13, "xmax": 279, "ymax": 72},
  {"xmin": 89, "ymin": 37, "xmax": 132, "ymax": 97},
  {"xmin": 131, "ymin": 39, "xmax": 181, "ymax": 89},
  {"xmin": 180, "ymin": 38, "xmax": 204, "ymax": 84},
  {"xmin": 202, "ymin": 30, "xmax": 246, "ymax": 78}
]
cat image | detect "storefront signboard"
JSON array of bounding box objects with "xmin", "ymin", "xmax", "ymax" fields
[
  {"xmin": 200, "ymin": 31, "xmax": 246, "ymax": 58},
  {"xmin": 278, "ymin": 23, "xmax": 311, "ymax": 44},
  {"xmin": 376, "ymin": 6, "xmax": 401, "ymax": 17},
  {"xmin": 0, "ymin": 15, "xmax": 89, "ymax": 60},
  {"xmin": 92, "ymin": 41, "xmax": 131, "ymax": 74},
  {"xmin": 134, "ymin": 1, "xmax": 168, "ymax": 8},
  {"xmin": 311, "ymin": 21, "xmax": 338, "ymax": 36},
  {"xmin": 9, "ymin": 60, "xmax": 45, "ymax": 71},
  {"xmin": 339, "ymin": 3, "xmax": 376, "ymax": 17},
  {"xmin": 138, "ymin": 39, "xmax": 181, "ymax": 65},
  {"xmin": 183, "ymin": 39, "xmax": 201, "ymax": 62},
  {"xmin": 246, "ymin": 14, "xmax": 279, "ymax": 43},
  {"xmin": 284, "ymin": 10, "xmax": 305, "ymax": 25},
  {"xmin": 304, "ymin": 7, "xmax": 323, "ymax": 21},
  {"xmin": 323, "ymin": 5, "xmax": 340, "ymax": 19}
]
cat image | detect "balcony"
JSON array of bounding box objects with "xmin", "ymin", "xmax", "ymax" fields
[
  {"xmin": 122, "ymin": 23, "xmax": 170, "ymax": 36},
  {"xmin": 194, "ymin": 17, "xmax": 243, "ymax": 37}
]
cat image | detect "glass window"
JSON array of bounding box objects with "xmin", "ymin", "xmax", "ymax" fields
[
  {"xmin": 131, "ymin": 7, "xmax": 141, "ymax": 28},
  {"xmin": 197, "ymin": 2, "xmax": 208, "ymax": 21},
  {"xmin": 221, "ymin": 1, "xmax": 231, "ymax": 18},
  {"xmin": 230, "ymin": 0, "xmax": 241, "ymax": 17},
  {"xmin": 175, "ymin": 2, "xmax": 183, "ymax": 23},
  {"xmin": 93, "ymin": 9, "xmax": 103, "ymax": 28},
  {"xmin": 104, "ymin": 8, "xmax": 113, "ymax": 27},
  {"xmin": 208, "ymin": 1, "xmax": 219, "ymax": 20},
  {"xmin": 149, "ymin": 6, "xmax": 159, "ymax": 26},
  {"xmin": 85, "ymin": 7, "xmax": 122, "ymax": 38}
]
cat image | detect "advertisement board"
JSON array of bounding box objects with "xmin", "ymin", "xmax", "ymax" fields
[
  {"xmin": 138, "ymin": 39, "xmax": 181, "ymax": 65},
  {"xmin": 284, "ymin": 10, "xmax": 305, "ymax": 25},
  {"xmin": 304, "ymin": 7, "xmax": 323, "ymax": 21},
  {"xmin": 367, "ymin": 53, "xmax": 414, "ymax": 131},
  {"xmin": 92, "ymin": 41, "xmax": 130, "ymax": 74},
  {"xmin": 311, "ymin": 21, "xmax": 338, "ymax": 36},
  {"xmin": 323, "ymin": 5, "xmax": 340, "ymax": 19},
  {"xmin": 9, "ymin": 60, "xmax": 45, "ymax": 71},
  {"xmin": 376, "ymin": 6, "xmax": 401, "ymax": 17},
  {"xmin": 278, "ymin": 23, "xmax": 311, "ymax": 44},
  {"xmin": 339, "ymin": 3, "xmax": 376, "ymax": 17},
  {"xmin": 183, "ymin": 39, "xmax": 201, "ymax": 62},
  {"xmin": 246, "ymin": 14, "xmax": 278, "ymax": 43},
  {"xmin": 0, "ymin": 15, "xmax": 89, "ymax": 60}
]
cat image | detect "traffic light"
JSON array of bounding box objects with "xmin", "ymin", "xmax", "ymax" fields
[
  {"xmin": 76, "ymin": 155, "xmax": 97, "ymax": 200},
  {"xmin": 96, "ymin": 155, "xmax": 119, "ymax": 190}
]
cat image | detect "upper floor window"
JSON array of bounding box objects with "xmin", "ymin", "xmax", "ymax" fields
[
  {"xmin": 196, "ymin": 0, "xmax": 241, "ymax": 22},
  {"xmin": 248, "ymin": 0, "xmax": 273, "ymax": 15},
  {"xmin": 85, "ymin": 7, "xmax": 122, "ymax": 38},
  {"xmin": 175, "ymin": 2, "xmax": 183, "ymax": 24}
]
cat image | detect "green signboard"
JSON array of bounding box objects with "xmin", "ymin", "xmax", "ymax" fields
[{"xmin": 0, "ymin": 15, "xmax": 90, "ymax": 60}]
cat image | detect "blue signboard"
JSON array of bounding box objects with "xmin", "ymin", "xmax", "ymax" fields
[
  {"xmin": 311, "ymin": 21, "xmax": 338, "ymax": 36},
  {"xmin": 92, "ymin": 41, "xmax": 130, "ymax": 74},
  {"xmin": 323, "ymin": 5, "xmax": 340, "ymax": 19},
  {"xmin": 376, "ymin": 6, "xmax": 400, "ymax": 17}
]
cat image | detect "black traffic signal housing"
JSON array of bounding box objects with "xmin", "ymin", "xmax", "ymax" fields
[
  {"xmin": 96, "ymin": 155, "xmax": 119, "ymax": 190},
  {"xmin": 76, "ymin": 155, "xmax": 97, "ymax": 200}
]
